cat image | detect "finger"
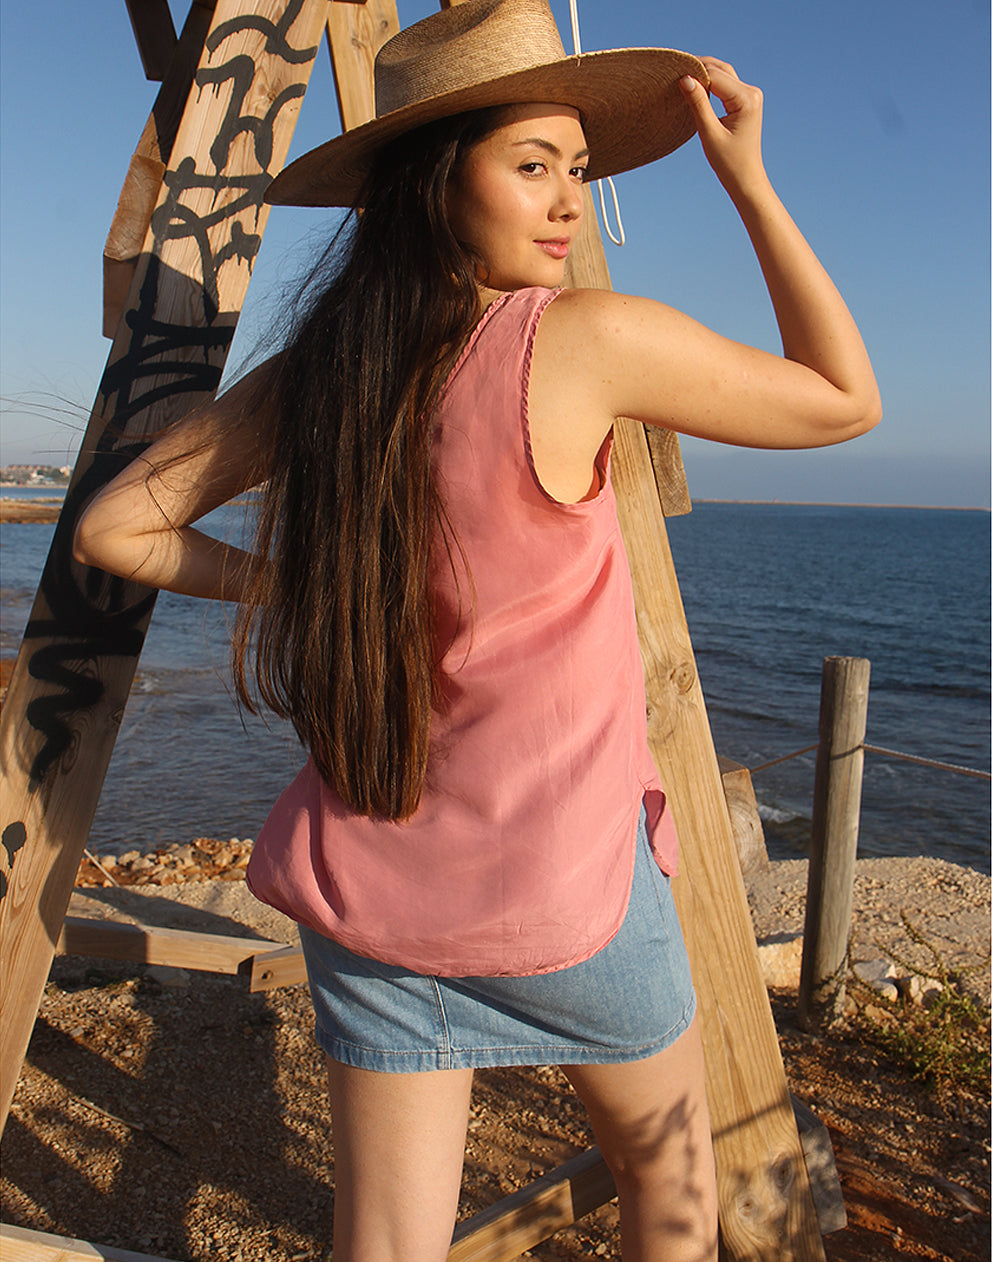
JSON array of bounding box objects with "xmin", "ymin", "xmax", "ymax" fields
[
  {"xmin": 679, "ymin": 75, "xmax": 724, "ymax": 136},
  {"xmin": 679, "ymin": 75, "xmax": 714, "ymax": 118},
  {"xmin": 698, "ymin": 64, "xmax": 761, "ymax": 120},
  {"xmin": 697, "ymin": 56, "xmax": 739, "ymax": 80}
]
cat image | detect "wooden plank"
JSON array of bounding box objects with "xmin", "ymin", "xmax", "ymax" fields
[
  {"xmin": 326, "ymin": 0, "xmax": 399, "ymax": 132},
  {"xmin": 0, "ymin": 1222, "xmax": 178, "ymax": 1262},
  {"xmin": 448, "ymin": 1148, "xmax": 615, "ymax": 1261},
  {"xmin": 444, "ymin": 1099, "xmax": 844, "ymax": 1260},
  {"xmin": 608, "ymin": 421, "xmax": 824, "ymax": 1257},
  {"xmin": 646, "ymin": 425, "xmax": 691, "ymax": 517},
  {"xmin": 717, "ymin": 754, "xmax": 769, "ymax": 877},
  {"xmin": 55, "ymin": 916, "xmax": 289, "ymax": 975},
  {"xmin": 250, "ymin": 942, "xmax": 308, "ymax": 990},
  {"xmin": 0, "ymin": 0, "xmax": 329, "ymax": 1137},
  {"xmin": 791, "ymin": 1096, "xmax": 847, "ymax": 1235},
  {"xmin": 124, "ymin": 0, "xmax": 179, "ymax": 82},
  {"xmin": 104, "ymin": 0, "xmax": 216, "ymax": 336}
]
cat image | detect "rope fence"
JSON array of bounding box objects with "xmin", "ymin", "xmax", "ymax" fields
[{"xmin": 747, "ymin": 742, "xmax": 990, "ymax": 782}]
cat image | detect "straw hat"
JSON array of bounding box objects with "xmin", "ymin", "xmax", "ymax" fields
[{"xmin": 265, "ymin": 0, "xmax": 707, "ymax": 207}]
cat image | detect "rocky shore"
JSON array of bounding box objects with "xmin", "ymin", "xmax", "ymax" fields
[
  {"xmin": 0, "ymin": 497, "xmax": 62, "ymax": 522},
  {"xmin": 74, "ymin": 836, "xmax": 990, "ymax": 1004}
]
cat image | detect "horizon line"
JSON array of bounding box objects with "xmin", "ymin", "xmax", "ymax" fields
[{"xmin": 693, "ymin": 499, "xmax": 990, "ymax": 512}]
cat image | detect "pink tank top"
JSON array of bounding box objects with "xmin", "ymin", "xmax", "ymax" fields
[{"xmin": 247, "ymin": 287, "xmax": 677, "ymax": 976}]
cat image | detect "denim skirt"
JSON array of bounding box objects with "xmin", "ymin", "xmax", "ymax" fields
[{"xmin": 298, "ymin": 807, "xmax": 696, "ymax": 1072}]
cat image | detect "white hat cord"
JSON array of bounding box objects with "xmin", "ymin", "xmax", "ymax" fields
[{"xmin": 568, "ymin": 0, "xmax": 626, "ymax": 246}]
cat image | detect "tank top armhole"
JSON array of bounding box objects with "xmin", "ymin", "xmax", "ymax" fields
[{"xmin": 522, "ymin": 287, "xmax": 612, "ymax": 511}]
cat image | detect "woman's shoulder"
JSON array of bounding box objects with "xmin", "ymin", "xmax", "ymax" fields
[
  {"xmin": 539, "ymin": 286, "xmax": 661, "ymax": 345},
  {"xmin": 535, "ymin": 287, "xmax": 667, "ymax": 373}
]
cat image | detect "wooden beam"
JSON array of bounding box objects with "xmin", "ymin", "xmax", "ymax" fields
[
  {"xmin": 717, "ymin": 754, "xmax": 769, "ymax": 877},
  {"xmin": 448, "ymin": 1148, "xmax": 616, "ymax": 1261},
  {"xmin": 609, "ymin": 422, "xmax": 824, "ymax": 1257},
  {"xmin": 55, "ymin": 916, "xmax": 289, "ymax": 976},
  {"xmin": 250, "ymin": 942, "xmax": 308, "ymax": 990},
  {"xmin": 124, "ymin": 0, "xmax": 179, "ymax": 82},
  {"xmin": 0, "ymin": 0, "xmax": 329, "ymax": 1138},
  {"xmin": 104, "ymin": 1, "xmax": 216, "ymax": 336},
  {"xmin": 0, "ymin": 1223, "xmax": 179, "ymax": 1262},
  {"xmin": 326, "ymin": 0, "xmax": 399, "ymax": 133}
]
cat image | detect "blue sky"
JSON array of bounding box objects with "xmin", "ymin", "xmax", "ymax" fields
[{"xmin": 1, "ymin": 0, "xmax": 989, "ymax": 505}]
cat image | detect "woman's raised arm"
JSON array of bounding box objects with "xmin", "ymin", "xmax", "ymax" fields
[
  {"xmin": 535, "ymin": 59, "xmax": 881, "ymax": 457},
  {"xmin": 72, "ymin": 359, "xmax": 277, "ymax": 602}
]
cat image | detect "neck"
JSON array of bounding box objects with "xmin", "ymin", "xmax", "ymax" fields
[{"xmin": 477, "ymin": 283, "xmax": 506, "ymax": 310}]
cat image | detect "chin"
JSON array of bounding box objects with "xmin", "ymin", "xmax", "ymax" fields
[{"xmin": 488, "ymin": 264, "xmax": 566, "ymax": 292}]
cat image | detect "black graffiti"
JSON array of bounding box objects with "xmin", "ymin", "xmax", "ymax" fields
[
  {"xmin": 206, "ymin": 0, "xmax": 319, "ymax": 66},
  {"xmin": 0, "ymin": 822, "xmax": 27, "ymax": 899},
  {"xmin": 151, "ymin": 163, "xmax": 267, "ymax": 324},
  {"xmin": 101, "ymin": 254, "xmax": 233, "ymax": 423},
  {"xmin": 19, "ymin": 0, "xmax": 318, "ymax": 793},
  {"xmin": 23, "ymin": 445, "xmax": 157, "ymax": 789},
  {"xmin": 198, "ymin": 62, "xmax": 308, "ymax": 174}
]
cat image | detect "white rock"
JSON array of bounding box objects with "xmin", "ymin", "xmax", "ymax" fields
[
  {"xmin": 896, "ymin": 973, "xmax": 944, "ymax": 1004},
  {"xmin": 852, "ymin": 959, "xmax": 899, "ymax": 1001}
]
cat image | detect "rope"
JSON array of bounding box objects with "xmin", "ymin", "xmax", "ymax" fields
[
  {"xmin": 748, "ymin": 745, "xmax": 819, "ymax": 773},
  {"xmin": 862, "ymin": 744, "xmax": 991, "ymax": 782},
  {"xmin": 747, "ymin": 742, "xmax": 990, "ymax": 781},
  {"xmin": 568, "ymin": 0, "xmax": 626, "ymax": 246}
]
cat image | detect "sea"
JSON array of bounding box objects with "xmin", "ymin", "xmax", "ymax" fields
[{"xmin": 2, "ymin": 490, "xmax": 989, "ymax": 873}]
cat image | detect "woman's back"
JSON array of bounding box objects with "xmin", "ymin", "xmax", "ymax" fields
[{"xmin": 246, "ymin": 285, "xmax": 675, "ymax": 977}]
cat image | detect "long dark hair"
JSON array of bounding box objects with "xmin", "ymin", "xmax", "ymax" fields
[{"xmin": 233, "ymin": 109, "xmax": 501, "ymax": 820}]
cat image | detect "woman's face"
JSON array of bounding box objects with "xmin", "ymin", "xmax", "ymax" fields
[{"xmin": 446, "ymin": 104, "xmax": 587, "ymax": 292}]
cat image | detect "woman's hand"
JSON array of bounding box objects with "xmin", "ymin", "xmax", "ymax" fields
[
  {"xmin": 530, "ymin": 54, "xmax": 882, "ymax": 463},
  {"xmin": 680, "ymin": 57, "xmax": 768, "ymax": 202}
]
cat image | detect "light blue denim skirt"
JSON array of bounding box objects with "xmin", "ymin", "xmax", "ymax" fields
[{"xmin": 298, "ymin": 806, "xmax": 696, "ymax": 1072}]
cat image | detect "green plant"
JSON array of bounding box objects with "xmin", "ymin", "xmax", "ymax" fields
[{"xmin": 849, "ymin": 914, "xmax": 990, "ymax": 1095}]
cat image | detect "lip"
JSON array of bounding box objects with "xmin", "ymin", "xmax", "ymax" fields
[{"xmin": 536, "ymin": 238, "xmax": 570, "ymax": 260}]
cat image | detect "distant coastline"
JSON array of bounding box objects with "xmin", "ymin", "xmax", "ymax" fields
[
  {"xmin": 2, "ymin": 488, "xmax": 988, "ymax": 513},
  {"xmin": 693, "ymin": 499, "xmax": 990, "ymax": 512}
]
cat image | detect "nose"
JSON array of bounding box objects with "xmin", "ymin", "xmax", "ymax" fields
[{"xmin": 552, "ymin": 174, "xmax": 583, "ymax": 223}]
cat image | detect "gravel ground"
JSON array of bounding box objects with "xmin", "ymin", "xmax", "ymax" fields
[{"xmin": 1, "ymin": 848, "xmax": 988, "ymax": 1260}]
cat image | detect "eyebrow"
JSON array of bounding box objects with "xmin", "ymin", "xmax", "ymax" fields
[{"xmin": 509, "ymin": 137, "xmax": 590, "ymax": 162}]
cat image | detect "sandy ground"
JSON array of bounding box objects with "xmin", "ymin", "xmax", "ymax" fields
[{"xmin": 1, "ymin": 848, "xmax": 988, "ymax": 1260}]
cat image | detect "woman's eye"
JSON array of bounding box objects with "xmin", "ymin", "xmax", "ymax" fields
[
  {"xmin": 520, "ymin": 162, "xmax": 546, "ymax": 175},
  {"xmin": 571, "ymin": 167, "xmax": 587, "ymax": 182}
]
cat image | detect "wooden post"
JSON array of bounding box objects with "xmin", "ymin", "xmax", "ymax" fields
[
  {"xmin": 0, "ymin": 0, "xmax": 329, "ymax": 1135},
  {"xmin": 798, "ymin": 656, "xmax": 871, "ymax": 1031}
]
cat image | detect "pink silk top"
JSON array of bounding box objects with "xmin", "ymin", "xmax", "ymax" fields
[{"xmin": 246, "ymin": 287, "xmax": 678, "ymax": 976}]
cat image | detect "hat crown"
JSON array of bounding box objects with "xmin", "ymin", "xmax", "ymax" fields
[{"xmin": 375, "ymin": 0, "xmax": 567, "ymax": 118}]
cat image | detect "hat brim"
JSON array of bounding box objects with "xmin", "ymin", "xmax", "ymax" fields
[{"xmin": 265, "ymin": 48, "xmax": 708, "ymax": 208}]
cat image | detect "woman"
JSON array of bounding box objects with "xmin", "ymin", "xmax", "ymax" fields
[{"xmin": 74, "ymin": 1, "xmax": 880, "ymax": 1257}]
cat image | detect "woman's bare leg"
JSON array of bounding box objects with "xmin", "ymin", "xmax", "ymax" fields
[
  {"xmin": 324, "ymin": 1056, "xmax": 474, "ymax": 1262},
  {"xmin": 562, "ymin": 1016, "xmax": 718, "ymax": 1261}
]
